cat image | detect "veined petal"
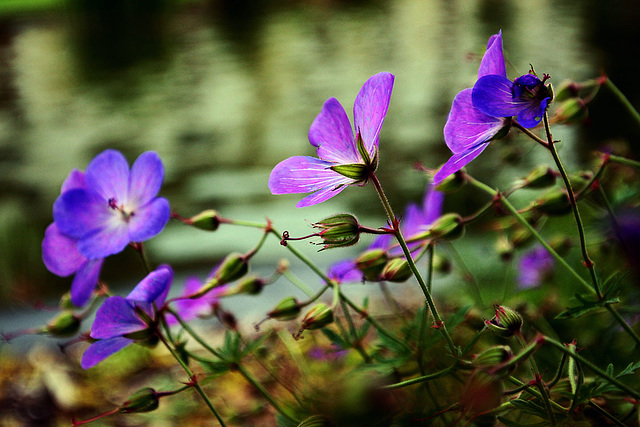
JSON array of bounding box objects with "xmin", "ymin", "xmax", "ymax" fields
[
  {"xmin": 444, "ymin": 89, "xmax": 507, "ymax": 154},
  {"xmin": 128, "ymin": 152, "xmax": 165, "ymax": 208},
  {"xmin": 353, "ymin": 72, "xmax": 394, "ymax": 157},
  {"xmin": 85, "ymin": 150, "xmax": 130, "ymax": 205},
  {"xmin": 127, "ymin": 197, "xmax": 170, "ymax": 243},
  {"xmin": 296, "ymin": 184, "xmax": 348, "ymax": 208},
  {"xmin": 90, "ymin": 296, "xmax": 147, "ymax": 339},
  {"xmin": 60, "ymin": 169, "xmax": 86, "ymax": 193},
  {"xmin": 70, "ymin": 258, "xmax": 103, "ymax": 307},
  {"xmin": 433, "ymin": 143, "xmax": 490, "ymax": 185},
  {"xmin": 76, "ymin": 217, "xmax": 130, "ymax": 259},
  {"xmin": 478, "ymin": 31, "xmax": 506, "ymax": 78},
  {"xmin": 309, "ymin": 98, "xmax": 359, "ymax": 164},
  {"xmin": 127, "ymin": 265, "xmax": 173, "ymax": 305},
  {"xmin": 269, "ymin": 156, "xmax": 354, "ymax": 195},
  {"xmin": 81, "ymin": 337, "xmax": 133, "ymax": 369},
  {"xmin": 472, "ymin": 75, "xmax": 530, "ymax": 118},
  {"xmin": 516, "ymin": 97, "xmax": 549, "ymax": 128},
  {"xmin": 53, "ymin": 188, "xmax": 113, "ymax": 240},
  {"xmin": 42, "ymin": 223, "xmax": 85, "ymax": 276}
]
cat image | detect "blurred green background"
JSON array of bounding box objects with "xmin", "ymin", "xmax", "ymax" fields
[{"xmin": 0, "ymin": 0, "xmax": 639, "ymax": 307}]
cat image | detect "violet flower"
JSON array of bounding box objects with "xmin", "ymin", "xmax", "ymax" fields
[
  {"xmin": 433, "ymin": 32, "xmax": 511, "ymax": 185},
  {"xmin": 53, "ymin": 150, "xmax": 170, "ymax": 260},
  {"xmin": 269, "ymin": 72, "xmax": 395, "ymax": 207},
  {"xmin": 42, "ymin": 170, "xmax": 104, "ymax": 307},
  {"xmin": 517, "ymin": 245, "xmax": 554, "ymax": 289},
  {"xmin": 81, "ymin": 265, "xmax": 172, "ymax": 369},
  {"xmin": 166, "ymin": 273, "xmax": 230, "ymax": 325}
]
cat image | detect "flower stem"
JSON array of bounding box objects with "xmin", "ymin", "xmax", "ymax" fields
[
  {"xmin": 608, "ymin": 153, "xmax": 640, "ymax": 169},
  {"xmin": 163, "ymin": 307, "xmax": 223, "ymax": 359},
  {"xmin": 603, "ymin": 77, "xmax": 640, "ymax": 128},
  {"xmin": 512, "ymin": 120, "xmax": 549, "ymax": 148},
  {"xmin": 382, "ymin": 365, "xmax": 456, "ymax": 389},
  {"xmin": 369, "ymin": 172, "xmax": 457, "ymax": 355}
]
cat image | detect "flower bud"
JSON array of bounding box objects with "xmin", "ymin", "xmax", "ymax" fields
[
  {"xmin": 424, "ymin": 213, "xmax": 465, "ymax": 241},
  {"xmin": 189, "ymin": 209, "xmax": 221, "ymax": 231},
  {"xmin": 569, "ymin": 171, "xmax": 593, "ymax": 192},
  {"xmin": 485, "ymin": 305, "xmax": 523, "ymax": 338},
  {"xmin": 119, "ymin": 387, "xmax": 160, "ymax": 414},
  {"xmin": 232, "ymin": 275, "xmax": 265, "ymax": 295},
  {"xmin": 58, "ymin": 292, "xmax": 76, "ymax": 310},
  {"xmin": 379, "ymin": 258, "xmax": 412, "ymax": 282},
  {"xmin": 434, "ymin": 170, "xmax": 466, "ymax": 193},
  {"xmin": 300, "ymin": 303, "xmax": 334, "ymax": 331},
  {"xmin": 553, "ymin": 80, "xmax": 580, "ymax": 102},
  {"xmin": 517, "ymin": 165, "xmax": 556, "ymax": 189},
  {"xmin": 471, "ymin": 345, "xmax": 513, "ymax": 369},
  {"xmin": 553, "ymin": 98, "xmax": 588, "ymax": 124},
  {"xmin": 510, "ymin": 226, "xmax": 532, "ymax": 248},
  {"xmin": 43, "ymin": 311, "xmax": 81, "ymax": 337},
  {"xmin": 534, "ymin": 188, "xmax": 571, "ymax": 216},
  {"xmin": 312, "ymin": 214, "xmax": 361, "ymax": 250},
  {"xmin": 268, "ymin": 297, "xmax": 301, "ymax": 321},
  {"xmin": 214, "ymin": 253, "xmax": 249, "ymax": 286},
  {"xmin": 355, "ymin": 249, "xmax": 388, "ymax": 281}
]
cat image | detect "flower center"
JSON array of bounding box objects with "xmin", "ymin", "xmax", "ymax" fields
[{"xmin": 108, "ymin": 197, "xmax": 135, "ymax": 223}]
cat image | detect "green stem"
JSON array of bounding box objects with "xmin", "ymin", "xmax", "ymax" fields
[
  {"xmin": 603, "ymin": 77, "xmax": 640, "ymax": 128},
  {"xmin": 236, "ymin": 363, "xmax": 298, "ymax": 424},
  {"xmin": 505, "ymin": 376, "xmax": 567, "ymax": 412},
  {"xmin": 164, "ymin": 307, "xmax": 223, "ymax": 359},
  {"xmin": 281, "ymin": 269, "xmax": 317, "ymax": 298},
  {"xmin": 369, "ymin": 172, "xmax": 457, "ymax": 355},
  {"xmin": 608, "ymin": 153, "xmax": 640, "ymax": 169},
  {"xmin": 512, "ymin": 120, "xmax": 550, "ymax": 148},
  {"xmin": 383, "ymin": 365, "xmax": 456, "ymax": 389},
  {"xmin": 515, "ymin": 333, "xmax": 556, "ymax": 425}
]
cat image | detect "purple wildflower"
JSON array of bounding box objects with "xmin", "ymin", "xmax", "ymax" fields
[
  {"xmin": 269, "ymin": 72, "xmax": 395, "ymax": 207},
  {"xmin": 81, "ymin": 265, "xmax": 172, "ymax": 369},
  {"xmin": 433, "ymin": 32, "xmax": 511, "ymax": 185},
  {"xmin": 42, "ymin": 170, "xmax": 104, "ymax": 307},
  {"xmin": 327, "ymin": 259, "xmax": 364, "ymax": 284},
  {"xmin": 166, "ymin": 273, "xmax": 230, "ymax": 325},
  {"xmin": 53, "ymin": 150, "xmax": 170, "ymax": 260},
  {"xmin": 517, "ymin": 245, "xmax": 554, "ymax": 289}
]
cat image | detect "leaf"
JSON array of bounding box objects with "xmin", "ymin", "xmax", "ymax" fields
[
  {"xmin": 508, "ymin": 399, "xmax": 549, "ymax": 419},
  {"xmin": 321, "ymin": 328, "xmax": 349, "ymax": 349},
  {"xmin": 200, "ymin": 360, "xmax": 233, "ymax": 376}
]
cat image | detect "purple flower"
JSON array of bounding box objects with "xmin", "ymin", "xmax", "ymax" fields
[
  {"xmin": 327, "ymin": 259, "xmax": 364, "ymax": 284},
  {"xmin": 166, "ymin": 273, "xmax": 229, "ymax": 325},
  {"xmin": 53, "ymin": 150, "xmax": 170, "ymax": 260},
  {"xmin": 433, "ymin": 32, "xmax": 511, "ymax": 185},
  {"xmin": 81, "ymin": 265, "xmax": 172, "ymax": 369},
  {"xmin": 517, "ymin": 245, "xmax": 554, "ymax": 289},
  {"xmin": 269, "ymin": 72, "xmax": 395, "ymax": 207},
  {"xmin": 42, "ymin": 170, "xmax": 104, "ymax": 307}
]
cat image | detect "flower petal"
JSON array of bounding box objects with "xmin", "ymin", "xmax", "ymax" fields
[
  {"xmin": 296, "ymin": 185, "xmax": 348, "ymax": 208},
  {"xmin": 269, "ymin": 156, "xmax": 354, "ymax": 195},
  {"xmin": 353, "ymin": 72, "xmax": 394, "ymax": 157},
  {"xmin": 53, "ymin": 188, "xmax": 113, "ymax": 241},
  {"xmin": 433, "ymin": 143, "xmax": 490, "ymax": 185},
  {"xmin": 42, "ymin": 223, "xmax": 85, "ymax": 276},
  {"xmin": 70, "ymin": 258, "xmax": 103, "ymax": 307},
  {"xmin": 85, "ymin": 150, "xmax": 130, "ymax": 204},
  {"xmin": 309, "ymin": 98, "xmax": 359, "ymax": 164},
  {"xmin": 128, "ymin": 152, "xmax": 165, "ymax": 208},
  {"xmin": 81, "ymin": 337, "xmax": 133, "ymax": 369},
  {"xmin": 478, "ymin": 31, "xmax": 506, "ymax": 78},
  {"xmin": 127, "ymin": 265, "xmax": 173, "ymax": 305},
  {"xmin": 516, "ymin": 97, "xmax": 549, "ymax": 128},
  {"xmin": 423, "ymin": 186, "xmax": 444, "ymax": 226},
  {"xmin": 60, "ymin": 169, "xmax": 86, "ymax": 193},
  {"xmin": 76, "ymin": 215, "xmax": 130, "ymax": 259},
  {"xmin": 127, "ymin": 197, "xmax": 170, "ymax": 243},
  {"xmin": 90, "ymin": 296, "xmax": 147, "ymax": 339},
  {"xmin": 444, "ymin": 89, "xmax": 507, "ymax": 154},
  {"xmin": 327, "ymin": 259, "xmax": 363, "ymax": 283},
  {"xmin": 472, "ymin": 75, "xmax": 530, "ymax": 118}
]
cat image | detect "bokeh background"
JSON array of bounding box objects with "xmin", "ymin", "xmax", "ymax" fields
[{"xmin": 1, "ymin": 0, "xmax": 639, "ymax": 330}]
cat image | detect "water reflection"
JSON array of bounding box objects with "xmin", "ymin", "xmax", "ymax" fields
[{"xmin": 0, "ymin": 0, "xmax": 604, "ymax": 301}]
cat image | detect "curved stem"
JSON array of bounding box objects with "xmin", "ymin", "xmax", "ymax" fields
[
  {"xmin": 512, "ymin": 120, "xmax": 550, "ymax": 148},
  {"xmin": 603, "ymin": 77, "xmax": 640, "ymax": 128},
  {"xmin": 164, "ymin": 308, "xmax": 223, "ymax": 359},
  {"xmin": 382, "ymin": 365, "xmax": 456, "ymax": 389}
]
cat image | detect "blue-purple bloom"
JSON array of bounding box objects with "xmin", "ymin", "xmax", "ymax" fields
[
  {"xmin": 166, "ymin": 271, "xmax": 230, "ymax": 325},
  {"xmin": 269, "ymin": 72, "xmax": 395, "ymax": 207},
  {"xmin": 53, "ymin": 150, "xmax": 170, "ymax": 260},
  {"xmin": 517, "ymin": 245, "xmax": 554, "ymax": 289},
  {"xmin": 42, "ymin": 170, "xmax": 104, "ymax": 307},
  {"xmin": 81, "ymin": 265, "xmax": 172, "ymax": 369}
]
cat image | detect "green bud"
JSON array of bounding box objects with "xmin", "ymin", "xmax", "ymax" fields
[
  {"xmin": 434, "ymin": 170, "xmax": 466, "ymax": 193},
  {"xmin": 423, "ymin": 213, "xmax": 465, "ymax": 241},
  {"xmin": 232, "ymin": 275, "xmax": 265, "ymax": 295},
  {"xmin": 534, "ymin": 188, "xmax": 571, "ymax": 216},
  {"xmin": 268, "ymin": 297, "xmax": 301, "ymax": 321},
  {"xmin": 517, "ymin": 165, "xmax": 556, "ymax": 189},
  {"xmin": 553, "ymin": 98, "xmax": 588, "ymax": 124},
  {"xmin": 214, "ymin": 253, "xmax": 249, "ymax": 286},
  {"xmin": 379, "ymin": 258, "xmax": 412, "ymax": 282},
  {"xmin": 553, "ymin": 80, "xmax": 580, "ymax": 102},
  {"xmin": 330, "ymin": 163, "xmax": 370, "ymax": 182},
  {"xmin": 300, "ymin": 303, "xmax": 334, "ymax": 331},
  {"xmin": 569, "ymin": 170, "xmax": 593, "ymax": 192},
  {"xmin": 471, "ymin": 345, "xmax": 513, "ymax": 369},
  {"xmin": 510, "ymin": 226, "xmax": 532, "ymax": 248},
  {"xmin": 58, "ymin": 292, "xmax": 76, "ymax": 310},
  {"xmin": 44, "ymin": 311, "xmax": 81, "ymax": 337},
  {"xmin": 355, "ymin": 249, "xmax": 388, "ymax": 281},
  {"xmin": 550, "ymin": 235, "xmax": 572, "ymax": 256},
  {"xmin": 189, "ymin": 209, "xmax": 221, "ymax": 231},
  {"xmin": 119, "ymin": 387, "xmax": 159, "ymax": 414},
  {"xmin": 485, "ymin": 305, "xmax": 523, "ymax": 338},
  {"xmin": 312, "ymin": 214, "xmax": 361, "ymax": 250}
]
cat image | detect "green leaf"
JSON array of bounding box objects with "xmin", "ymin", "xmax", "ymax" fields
[
  {"xmin": 509, "ymin": 399, "xmax": 549, "ymax": 419},
  {"xmin": 200, "ymin": 360, "xmax": 233, "ymax": 376}
]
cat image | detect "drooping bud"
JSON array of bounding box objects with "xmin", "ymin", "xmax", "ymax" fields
[
  {"xmin": 268, "ymin": 297, "xmax": 302, "ymax": 321},
  {"xmin": 213, "ymin": 253, "xmax": 249, "ymax": 286},
  {"xmin": 533, "ymin": 188, "xmax": 571, "ymax": 216},
  {"xmin": 119, "ymin": 387, "xmax": 160, "ymax": 413},
  {"xmin": 471, "ymin": 345, "xmax": 513, "ymax": 370},
  {"xmin": 432, "ymin": 252, "xmax": 451, "ymax": 274},
  {"xmin": 312, "ymin": 214, "xmax": 361, "ymax": 250},
  {"xmin": 42, "ymin": 311, "xmax": 81, "ymax": 337},
  {"xmin": 553, "ymin": 98, "xmax": 588, "ymax": 124},
  {"xmin": 355, "ymin": 249, "xmax": 388, "ymax": 281},
  {"xmin": 300, "ymin": 303, "xmax": 334, "ymax": 331},
  {"xmin": 569, "ymin": 171, "xmax": 593, "ymax": 192},
  {"xmin": 422, "ymin": 213, "xmax": 465, "ymax": 241},
  {"xmin": 517, "ymin": 165, "xmax": 556, "ymax": 189},
  {"xmin": 232, "ymin": 275, "xmax": 266, "ymax": 295},
  {"xmin": 434, "ymin": 170, "xmax": 466, "ymax": 193},
  {"xmin": 379, "ymin": 258, "xmax": 412, "ymax": 282},
  {"xmin": 485, "ymin": 305, "xmax": 523, "ymax": 338},
  {"xmin": 553, "ymin": 80, "xmax": 580, "ymax": 102},
  {"xmin": 189, "ymin": 209, "xmax": 221, "ymax": 231}
]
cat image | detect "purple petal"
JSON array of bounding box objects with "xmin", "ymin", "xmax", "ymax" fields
[
  {"xmin": 53, "ymin": 188, "xmax": 112, "ymax": 240},
  {"xmin": 353, "ymin": 72, "xmax": 394, "ymax": 157},
  {"xmin": 516, "ymin": 97, "xmax": 549, "ymax": 128},
  {"xmin": 369, "ymin": 233, "xmax": 393, "ymax": 251},
  {"xmin": 309, "ymin": 98, "xmax": 359, "ymax": 164},
  {"xmin": 296, "ymin": 185, "xmax": 349, "ymax": 208},
  {"xmin": 70, "ymin": 258, "xmax": 103, "ymax": 307},
  {"xmin": 169, "ymin": 277, "xmax": 212, "ymax": 324},
  {"xmin": 433, "ymin": 143, "xmax": 490, "ymax": 185},
  {"xmin": 478, "ymin": 31, "xmax": 506, "ymax": 78},
  {"xmin": 472, "ymin": 75, "xmax": 530, "ymax": 118},
  {"xmin": 127, "ymin": 197, "xmax": 170, "ymax": 243},
  {"xmin": 60, "ymin": 169, "xmax": 86, "ymax": 193},
  {"xmin": 42, "ymin": 223, "xmax": 85, "ymax": 276},
  {"xmin": 127, "ymin": 265, "xmax": 173, "ymax": 305},
  {"xmin": 444, "ymin": 89, "xmax": 507, "ymax": 154},
  {"xmin": 90, "ymin": 296, "xmax": 147, "ymax": 339},
  {"xmin": 76, "ymin": 215, "xmax": 130, "ymax": 259},
  {"xmin": 128, "ymin": 152, "xmax": 165, "ymax": 208},
  {"xmin": 401, "ymin": 203, "xmax": 424, "ymax": 239},
  {"xmin": 518, "ymin": 246, "xmax": 554, "ymax": 289},
  {"xmin": 423, "ymin": 186, "xmax": 444, "ymax": 226},
  {"xmin": 81, "ymin": 337, "xmax": 133, "ymax": 369},
  {"xmin": 85, "ymin": 150, "xmax": 130, "ymax": 205},
  {"xmin": 269, "ymin": 156, "xmax": 353, "ymax": 194},
  {"xmin": 327, "ymin": 259, "xmax": 363, "ymax": 283}
]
